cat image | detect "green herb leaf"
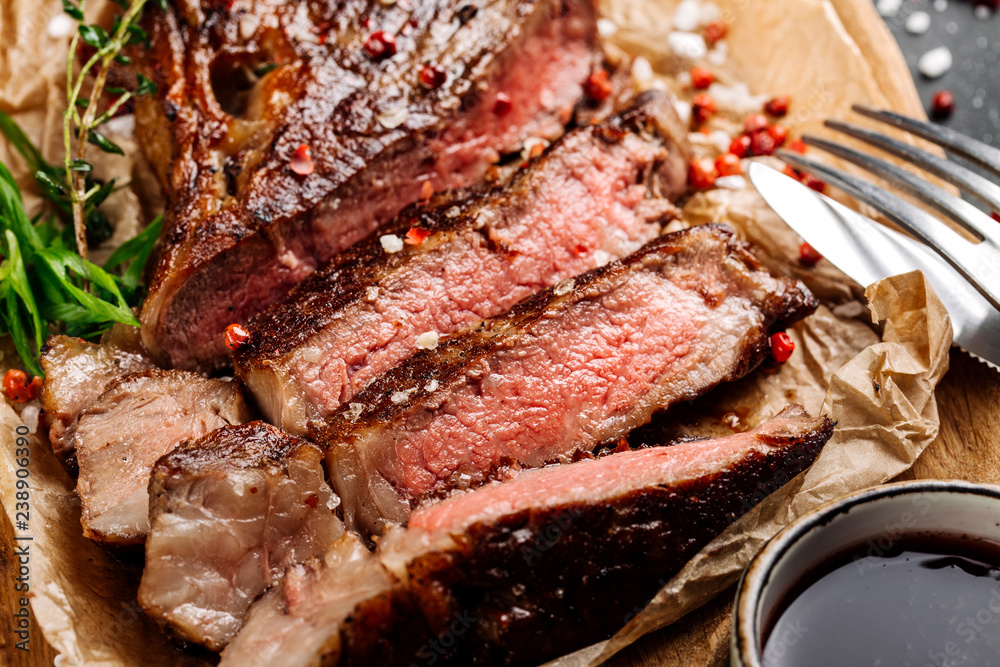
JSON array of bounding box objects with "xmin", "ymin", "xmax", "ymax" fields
[
  {"xmin": 87, "ymin": 131, "xmax": 124, "ymax": 156},
  {"xmin": 61, "ymin": 0, "xmax": 84, "ymax": 21},
  {"xmin": 136, "ymin": 73, "xmax": 157, "ymax": 96},
  {"xmin": 69, "ymin": 158, "xmax": 92, "ymax": 173},
  {"xmin": 78, "ymin": 24, "xmax": 109, "ymax": 50}
]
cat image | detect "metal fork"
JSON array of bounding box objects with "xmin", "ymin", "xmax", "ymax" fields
[{"xmin": 776, "ymin": 105, "xmax": 1000, "ymax": 313}]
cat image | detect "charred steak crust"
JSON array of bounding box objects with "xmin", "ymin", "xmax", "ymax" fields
[
  {"xmin": 135, "ymin": 0, "xmax": 600, "ymax": 372},
  {"xmin": 340, "ymin": 408, "xmax": 834, "ymax": 667},
  {"xmin": 141, "ymin": 421, "xmax": 344, "ymax": 651},
  {"xmin": 235, "ymin": 90, "xmax": 689, "ymax": 432}
]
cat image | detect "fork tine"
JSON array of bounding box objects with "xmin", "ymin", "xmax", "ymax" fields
[
  {"xmin": 851, "ymin": 105, "xmax": 1000, "ymax": 181},
  {"xmin": 801, "ymin": 133, "xmax": 1000, "ymax": 247},
  {"xmin": 823, "ymin": 119, "xmax": 1000, "ymax": 214},
  {"xmin": 777, "ymin": 149, "xmax": 1000, "ymax": 312}
]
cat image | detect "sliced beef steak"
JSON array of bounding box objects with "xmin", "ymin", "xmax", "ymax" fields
[
  {"xmin": 219, "ymin": 534, "xmax": 394, "ymax": 667},
  {"xmin": 135, "ymin": 0, "xmax": 600, "ymax": 372},
  {"xmin": 221, "ymin": 407, "xmax": 832, "ymax": 666},
  {"xmin": 75, "ymin": 370, "xmax": 252, "ymax": 546},
  {"xmin": 40, "ymin": 331, "xmax": 154, "ymax": 472},
  {"xmin": 315, "ymin": 224, "xmax": 819, "ymax": 535},
  {"xmin": 358, "ymin": 406, "xmax": 833, "ymax": 667},
  {"xmin": 236, "ymin": 92, "xmax": 688, "ymax": 435},
  {"xmin": 139, "ymin": 422, "xmax": 344, "ymax": 651}
]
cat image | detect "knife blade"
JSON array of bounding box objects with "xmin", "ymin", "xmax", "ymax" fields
[{"xmin": 748, "ymin": 162, "xmax": 1000, "ymax": 372}]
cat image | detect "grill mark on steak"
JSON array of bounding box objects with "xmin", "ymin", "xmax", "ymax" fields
[
  {"xmin": 235, "ymin": 91, "xmax": 689, "ymax": 435},
  {"xmin": 139, "ymin": 422, "xmax": 344, "ymax": 651},
  {"xmin": 134, "ymin": 0, "xmax": 600, "ymax": 372},
  {"xmin": 40, "ymin": 331, "xmax": 154, "ymax": 473},
  {"xmin": 75, "ymin": 369, "xmax": 253, "ymax": 546},
  {"xmin": 347, "ymin": 406, "xmax": 834, "ymax": 667},
  {"xmin": 314, "ymin": 224, "xmax": 819, "ymax": 536}
]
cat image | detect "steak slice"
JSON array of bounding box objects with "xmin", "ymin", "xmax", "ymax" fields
[
  {"xmin": 139, "ymin": 422, "xmax": 344, "ymax": 651},
  {"xmin": 236, "ymin": 92, "xmax": 688, "ymax": 435},
  {"xmin": 75, "ymin": 370, "xmax": 253, "ymax": 545},
  {"xmin": 40, "ymin": 331, "xmax": 154, "ymax": 472},
  {"xmin": 315, "ymin": 224, "xmax": 819, "ymax": 535},
  {"xmin": 221, "ymin": 407, "xmax": 833, "ymax": 667},
  {"xmin": 135, "ymin": 0, "xmax": 600, "ymax": 372},
  {"xmin": 219, "ymin": 534, "xmax": 394, "ymax": 667},
  {"xmin": 361, "ymin": 406, "xmax": 833, "ymax": 667}
]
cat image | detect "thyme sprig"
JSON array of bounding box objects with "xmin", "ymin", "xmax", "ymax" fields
[{"xmin": 61, "ymin": 0, "xmax": 162, "ymax": 263}]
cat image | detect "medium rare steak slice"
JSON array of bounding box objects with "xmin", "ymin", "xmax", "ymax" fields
[
  {"xmin": 236, "ymin": 92, "xmax": 688, "ymax": 435},
  {"xmin": 40, "ymin": 331, "xmax": 154, "ymax": 472},
  {"xmin": 75, "ymin": 370, "xmax": 252, "ymax": 546},
  {"xmin": 219, "ymin": 534, "xmax": 394, "ymax": 667},
  {"xmin": 358, "ymin": 406, "xmax": 834, "ymax": 667},
  {"xmin": 139, "ymin": 422, "xmax": 344, "ymax": 651},
  {"xmin": 135, "ymin": 0, "xmax": 600, "ymax": 372},
  {"xmin": 316, "ymin": 224, "xmax": 818, "ymax": 535},
  {"xmin": 221, "ymin": 407, "xmax": 832, "ymax": 667}
]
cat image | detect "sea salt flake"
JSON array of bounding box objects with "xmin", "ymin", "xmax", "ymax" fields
[
  {"xmin": 715, "ymin": 175, "xmax": 747, "ymax": 190},
  {"xmin": 918, "ymin": 46, "xmax": 952, "ymax": 79},
  {"xmin": 554, "ymin": 279, "xmax": 575, "ymax": 296},
  {"xmin": 365, "ymin": 286, "xmax": 380, "ymax": 301},
  {"xmin": 424, "ymin": 379, "xmax": 439, "ymax": 393},
  {"xmin": 21, "ymin": 405, "xmax": 39, "ymax": 434},
  {"xmin": 672, "ymin": 0, "xmax": 703, "ymax": 31},
  {"xmin": 905, "ymin": 11, "xmax": 931, "ymax": 35},
  {"xmin": 301, "ymin": 347, "xmax": 322, "ymax": 363},
  {"xmin": 391, "ymin": 388, "xmax": 417, "ymax": 404},
  {"xmin": 47, "ymin": 14, "xmax": 74, "ymax": 39},
  {"xmin": 416, "ymin": 331, "xmax": 439, "ymax": 350},
  {"xmin": 667, "ymin": 32, "xmax": 708, "ymax": 60},
  {"xmin": 597, "ymin": 18, "xmax": 618, "ymax": 37},
  {"xmin": 377, "ymin": 106, "xmax": 409, "ymax": 129},
  {"xmin": 380, "ymin": 234, "xmax": 404, "ymax": 253},
  {"xmin": 344, "ymin": 403, "xmax": 365, "ymax": 421},
  {"xmin": 876, "ymin": 0, "xmax": 902, "ymax": 17}
]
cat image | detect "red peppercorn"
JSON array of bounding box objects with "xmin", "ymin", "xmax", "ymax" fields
[
  {"xmin": 290, "ymin": 144, "xmax": 314, "ymax": 176},
  {"xmin": 786, "ymin": 139, "xmax": 807, "ymax": 154},
  {"xmin": 584, "ymin": 69, "xmax": 613, "ymax": 102},
  {"xmin": 715, "ymin": 152, "xmax": 742, "ymax": 176},
  {"xmin": 750, "ymin": 130, "xmax": 777, "ymax": 157},
  {"xmin": 992, "ymin": 211, "xmax": 1000, "ymax": 223},
  {"xmin": 690, "ymin": 66, "xmax": 714, "ymax": 90},
  {"xmin": 224, "ymin": 323, "xmax": 251, "ymax": 351},
  {"xmin": 930, "ymin": 90, "xmax": 955, "ymax": 120},
  {"xmin": 405, "ymin": 225, "xmax": 431, "ymax": 245},
  {"xmin": 764, "ymin": 95, "xmax": 790, "ymax": 117},
  {"xmin": 799, "ymin": 242, "xmax": 823, "ymax": 265},
  {"xmin": 744, "ymin": 113, "xmax": 769, "ymax": 135},
  {"xmin": 770, "ymin": 332, "xmax": 795, "ymax": 363},
  {"xmin": 2, "ymin": 369, "xmax": 41, "ymax": 403},
  {"xmin": 768, "ymin": 123, "xmax": 789, "ymax": 147},
  {"xmin": 704, "ymin": 20, "xmax": 727, "ymax": 44},
  {"xmin": 691, "ymin": 93, "xmax": 717, "ymax": 124},
  {"xmin": 729, "ymin": 134, "xmax": 752, "ymax": 158},
  {"xmin": 419, "ymin": 64, "xmax": 447, "ymax": 89},
  {"xmin": 364, "ymin": 31, "xmax": 397, "ymax": 60},
  {"xmin": 688, "ymin": 158, "xmax": 718, "ymax": 189},
  {"xmin": 493, "ymin": 92, "xmax": 513, "ymax": 116},
  {"xmin": 803, "ymin": 174, "xmax": 827, "ymax": 194}
]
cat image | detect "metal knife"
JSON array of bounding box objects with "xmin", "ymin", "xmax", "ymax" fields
[{"xmin": 748, "ymin": 162, "xmax": 1000, "ymax": 372}]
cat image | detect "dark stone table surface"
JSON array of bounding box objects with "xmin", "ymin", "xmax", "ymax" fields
[{"xmin": 879, "ymin": 0, "xmax": 1000, "ymax": 147}]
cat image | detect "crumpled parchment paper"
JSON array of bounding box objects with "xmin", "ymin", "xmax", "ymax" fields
[{"xmin": 0, "ymin": 0, "xmax": 951, "ymax": 665}]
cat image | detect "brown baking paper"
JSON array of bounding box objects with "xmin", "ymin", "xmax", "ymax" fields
[{"xmin": 0, "ymin": 0, "xmax": 950, "ymax": 665}]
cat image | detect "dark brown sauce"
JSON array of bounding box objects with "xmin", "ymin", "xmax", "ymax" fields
[{"xmin": 762, "ymin": 533, "xmax": 1000, "ymax": 667}]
